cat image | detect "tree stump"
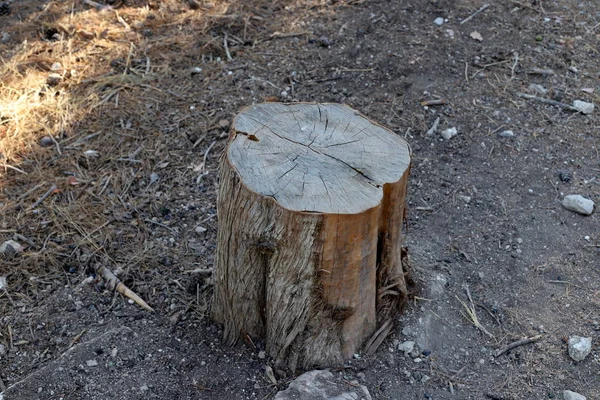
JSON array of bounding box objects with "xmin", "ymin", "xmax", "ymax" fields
[{"xmin": 212, "ymin": 103, "xmax": 411, "ymax": 371}]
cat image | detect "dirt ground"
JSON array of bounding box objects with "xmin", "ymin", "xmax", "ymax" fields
[{"xmin": 1, "ymin": 0, "xmax": 599, "ymax": 399}]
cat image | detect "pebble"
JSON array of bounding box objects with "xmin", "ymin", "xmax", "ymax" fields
[
  {"xmin": 528, "ymin": 83, "xmax": 548, "ymax": 94},
  {"xmin": 140, "ymin": 384, "xmax": 149, "ymax": 392},
  {"xmin": 498, "ymin": 130, "xmax": 515, "ymax": 138},
  {"xmin": 0, "ymin": 276, "xmax": 6, "ymax": 290},
  {"xmin": 50, "ymin": 62, "xmax": 62, "ymax": 71},
  {"xmin": 190, "ymin": 67, "xmax": 203, "ymax": 75},
  {"xmin": 568, "ymin": 336, "xmax": 592, "ymax": 362},
  {"xmin": 572, "ymin": 100, "xmax": 594, "ymax": 114},
  {"xmin": 562, "ymin": 195, "xmax": 594, "ymax": 215},
  {"xmin": 398, "ymin": 340, "xmax": 415, "ymax": 354},
  {"xmin": 0, "ymin": 343, "xmax": 5, "ymax": 357},
  {"xmin": 39, "ymin": 136, "xmax": 54, "ymax": 147},
  {"xmin": 258, "ymin": 350, "xmax": 266, "ymax": 359},
  {"xmin": 433, "ymin": 17, "xmax": 444, "ymax": 26},
  {"xmin": 150, "ymin": 173, "xmax": 159, "ymax": 184},
  {"xmin": 1, "ymin": 31, "xmax": 10, "ymax": 43},
  {"xmin": 195, "ymin": 226, "xmax": 207, "ymax": 234},
  {"xmin": 46, "ymin": 73, "xmax": 62, "ymax": 86},
  {"xmin": 86, "ymin": 359, "xmax": 98, "ymax": 367},
  {"xmin": 441, "ymin": 127, "xmax": 457, "ymax": 140},
  {"xmin": 0, "ymin": 240, "xmax": 24, "ymax": 256},
  {"xmin": 563, "ymin": 390, "xmax": 586, "ymax": 400},
  {"xmin": 458, "ymin": 195, "xmax": 471, "ymax": 204}
]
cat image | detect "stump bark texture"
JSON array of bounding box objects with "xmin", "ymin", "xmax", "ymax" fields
[{"xmin": 212, "ymin": 103, "xmax": 411, "ymax": 371}]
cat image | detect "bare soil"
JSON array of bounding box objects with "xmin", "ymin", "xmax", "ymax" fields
[{"xmin": 1, "ymin": 0, "xmax": 599, "ymax": 399}]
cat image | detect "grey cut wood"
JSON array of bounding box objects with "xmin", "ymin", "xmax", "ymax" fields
[{"xmin": 212, "ymin": 102, "xmax": 411, "ymax": 371}]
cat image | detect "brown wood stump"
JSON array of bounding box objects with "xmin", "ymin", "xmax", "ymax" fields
[{"xmin": 212, "ymin": 102, "xmax": 411, "ymax": 371}]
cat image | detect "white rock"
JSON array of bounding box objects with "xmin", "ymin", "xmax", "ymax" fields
[
  {"xmin": 258, "ymin": 350, "xmax": 266, "ymax": 359},
  {"xmin": 563, "ymin": 390, "xmax": 586, "ymax": 400},
  {"xmin": 0, "ymin": 240, "xmax": 24, "ymax": 255},
  {"xmin": 84, "ymin": 150, "xmax": 99, "ymax": 158},
  {"xmin": 568, "ymin": 336, "xmax": 592, "ymax": 362},
  {"xmin": 562, "ymin": 195, "xmax": 594, "ymax": 216},
  {"xmin": 470, "ymin": 31, "xmax": 483, "ymax": 42},
  {"xmin": 498, "ymin": 130, "xmax": 515, "ymax": 138},
  {"xmin": 573, "ymin": 100, "xmax": 594, "ymax": 114},
  {"xmin": 398, "ymin": 340, "xmax": 415, "ymax": 354},
  {"xmin": 528, "ymin": 83, "xmax": 548, "ymax": 94},
  {"xmin": 86, "ymin": 359, "xmax": 98, "ymax": 367},
  {"xmin": 426, "ymin": 117, "xmax": 440, "ymax": 136},
  {"xmin": 441, "ymin": 127, "xmax": 457, "ymax": 140},
  {"xmin": 433, "ymin": 17, "xmax": 444, "ymax": 26},
  {"xmin": 1, "ymin": 32, "xmax": 10, "ymax": 43},
  {"xmin": 195, "ymin": 226, "xmax": 207, "ymax": 234},
  {"xmin": 0, "ymin": 343, "xmax": 6, "ymax": 356},
  {"xmin": 274, "ymin": 370, "xmax": 372, "ymax": 400}
]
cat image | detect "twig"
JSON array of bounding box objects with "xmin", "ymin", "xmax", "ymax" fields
[
  {"xmin": 82, "ymin": 0, "xmax": 112, "ymax": 10},
  {"xmin": 0, "ymin": 163, "xmax": 27, "ymax": 174},
  {"xmin": 460, "ymin": 3, "xmax": 490, "ymax": 25},
  {"xmin": 456, "ymin": 288, "xmax": 494, "ymax": 338},
  {"xmin": 68, "ymin": 329, "xmax": 87, "ymax": 348},
  {"xmin": 527, "ymin": 68, "xmax": 554, "ymax": 76},
  {"xmin": 495, "ymin": 335, "xmax": 542, "ymax": 357},
  {"xmin": 364, "ymin": 318, "xmax": 393, "ymax": 356},
  {"xmin": 97, "ymin": 265, "xmax": 154, "ymax": 312},
  {"xmin": 223, "ymin": 33, "xmax": 233, "ymax": 61},
  {"xmin": 516, "ymin": 92, "xmax": 578, "ymax": 112},
  {"xmin": 145, "ymin": 219, "xmax": 176, "ymax": 233},
  {"xmin": 421, "ymin": 99, "xmax": 446, "ymax": 106},
  {"xmin": 30, "ymin": 184, "xmax": 58, "ymax": 209},
  {"xmin": 509, "ymin": 52, "xmax": 519, "ymax": 80}
]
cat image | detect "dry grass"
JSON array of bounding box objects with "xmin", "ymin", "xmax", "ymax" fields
[{"xmin": 0, "ymin": 0, "xmax": 345, "ymax": 317}]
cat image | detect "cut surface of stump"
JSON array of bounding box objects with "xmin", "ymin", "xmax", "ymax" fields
[{"xmin": 212, "ymin": 102, "xmax": 411, "ymax": 371}]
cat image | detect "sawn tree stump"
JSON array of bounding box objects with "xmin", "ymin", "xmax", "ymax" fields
[{"xmin": 212, "ymin": 103, "xmax": 411, "ymax": 371}]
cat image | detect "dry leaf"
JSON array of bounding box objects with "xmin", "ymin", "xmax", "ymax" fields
[{"xmin": 470, "ymin": 31, "xmax": 483, "ymax": 42}]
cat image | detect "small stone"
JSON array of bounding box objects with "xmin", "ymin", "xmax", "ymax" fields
[
  {"xmin": 140, "ymin": 384, "xmax": 149, "ymax": 392},
  {"xmin": 572, "ymin": 100, "xmax": 594, "ymax": 115},
  {"xmin": 568, "ymin": 336, "xmax": 592, "ymax": 362},
  {"xmin": 433, "ymin": 17, "xmax": 444, "ymax": 26},
  {"xmin": 1, "ymin": 32, "xmax": 10, "ymax": 43},
  {"xmin": 563, "ymin": 390, "xmax": 586, "ymax": 400},
  {"xmin": 398, "ymin": 340, "xmax": 415, "ymax": 354},
  {"xmin": 258, "ymin": 350, "xmax": 266, "ymax": 359},
  {"xmin": 0, "ymin": 276, "xmax": 6, "ymax": 290},
  {"xmin": 46, "ymin": 73, "xmax": 62, "ymax": 86},
  {"xmin": 420, "ymin": 374, "xmax": 430, "ymax": 383},
  {"xmin": 498, "ymin": 130, "xmax": 515, "ymax": 138},
  {"xmin": 557, "ymin": 170, "xmax": 572, "ymax": 182},
  {"xmin": 111, "ymin": 348, "xmax": 118, "ymax": 358},
  {"xmin": 441, "ymin": 127, "xmax": 457, "ymax": 140},
  {"xmin": 528, "ymin": 83, "xmax": 548, "ymax": 94},
  {"xmin": 562, "ymin": 195, "xmax": 594, "ymax": 216},
  {"xmin": 86, "ymin": 359, "xmax": 98, "ymax": 367},
  {"xmin": 190, "ymin": 67, "xmax": 203, "ymax": 75},
  {"xmin": 39, "ymin": 136, "xmax": 54, "ymax": 148},
  {"xmin": 470, "ymin": 31, "xmax": 483, "ymax": 42},
  {"xmin": 84, "ymin": 150, "xmax": 99, "ymax": 158},
  {"xmin": 458, "ymin": 195, "xmax": 472, "ymax": 204},
  {"xmin": 150, "ymin": 173, "xmax": 159, "ymax": 184},
  {"xmin": 274, "ymin": 370, "xmax": 371, "ymax": 400},
  {"xmin": 0, "ymin": 240, "xmax": 24, "ymax": 256},
  {"xmin": 219, "ymin": 119, "xmax": 230, "ymax": 128},
  {"xmin": 195, "ymin": 226, "xmax": 207, "ymax": 234},
  {"xmin": 0, "ymin": 343, "xmax": 6, "ymax": 356},
  {"xmin": 413, "ymin": 357, "xmax": 423, "ymax": 363},
  {"xmin": 50, "ymin": 62, "xmax": 62, "ymax": 71}
]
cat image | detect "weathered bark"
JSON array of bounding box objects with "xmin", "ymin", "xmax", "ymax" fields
[{"xmin": 212, "ymin": 103, "xmax": 411, "ymax": 371}]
